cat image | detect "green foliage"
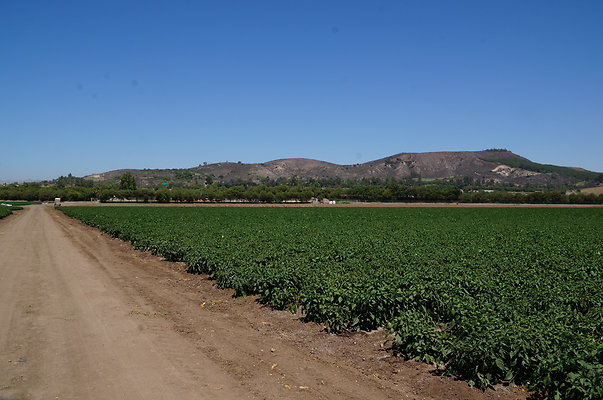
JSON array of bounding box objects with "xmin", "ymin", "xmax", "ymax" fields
[
  {"xmin": 174, "ymin": 169, "xmax": 194, "ymax": 180},
  {"xmin": 0, "ymin": 207, "xmax": 12, "ymax": 219},
  {"xmin": 119, "ymin": 172, "xmax": 137, "ymax": 190},
  {"xmin": 0, "ymin": 203, "xmax": 25, "ymax": 219},
  {"xmin": 460, "ymin": 191, "xmax": 603, "ymax": 204},
  {"xmin": 60, "ymin": 206, "xmax": 603, "ymax": 399},
  {"xmin": 55, "ymin": 173, "xmax": 93, "ymax": 187},
  {"xmin": 1, "ymin": 182, "xmax": 602, "ymax": 204}
]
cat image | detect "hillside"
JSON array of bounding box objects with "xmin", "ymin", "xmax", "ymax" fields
[{"xmin": 84, "ymin": 150, "xmax": 602, "ymax": 188}]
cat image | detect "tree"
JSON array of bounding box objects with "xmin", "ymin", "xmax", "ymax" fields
[{"xmin": 119, "ymin": 172, "xmax": 137, "ymax": 190}]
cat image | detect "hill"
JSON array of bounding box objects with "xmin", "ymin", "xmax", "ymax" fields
[{"xmin": 84, "ymin": 150, "xmax": 602, "ymax": 188}]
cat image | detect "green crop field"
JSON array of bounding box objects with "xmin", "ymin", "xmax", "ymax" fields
[
  {"xmin": 0, "ymin": 207, "xmax": 12, "ymax": 219},
  {"xmin": 6, "ymin": 201, "xmax": 41, "ymax": 206},
  {"xmin": 60, "ymin": 206, "xmax": 603, "ymax": 399},
  {"xmin": 0, "ymin": 200, "xmax": 40, "ymax": 215},
  {"xmin": 0, "ymin": 203, "xmax": 25, "ymax": 219}
]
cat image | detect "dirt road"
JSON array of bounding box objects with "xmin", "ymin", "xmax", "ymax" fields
[{"xmin": 0, "ymin": 206, "xmax": 525, "ymax": 400}]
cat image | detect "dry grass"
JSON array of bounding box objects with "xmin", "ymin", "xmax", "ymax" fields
[{"xmin": 580, "ymin": 186, "xmax": 603, "ymax": 195}]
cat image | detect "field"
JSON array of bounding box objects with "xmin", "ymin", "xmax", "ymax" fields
[
  {"xmin": 60, "ymin": 206, "xmax": 603, "ymax": 399},
  {"xmin": 0, "ymin": 207, "xmax": 12, "ymax": 219},
  {"xmin": 0, "ymin": 203, "xmax": 26, "ymax": 219}
]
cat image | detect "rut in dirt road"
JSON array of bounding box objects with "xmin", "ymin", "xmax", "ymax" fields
[{"xmin": 0, "ymin": 205, "xmax": 525, "ymax": 400}]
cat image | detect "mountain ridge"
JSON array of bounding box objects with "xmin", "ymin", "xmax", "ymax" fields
[{"xmin": 85, "ymin": 150, "xmax": 602, "ymax": 188}]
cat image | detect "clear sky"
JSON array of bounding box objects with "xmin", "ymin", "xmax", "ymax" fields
[{"xmin": 2, "ymin": 1, "xmax": 602, "ymax": 182}]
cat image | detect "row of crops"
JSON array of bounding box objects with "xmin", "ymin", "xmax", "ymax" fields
[
  {"xmin": 0, "ymin": 203, "xmax": 26, "ymax": 219},
  {"xmin": 0, "ymin": 207, "xmax": 12, "ymax": 219},
  {"xmin": 60, "ymin": 206, "xmax": 603, "ymax": 399}
]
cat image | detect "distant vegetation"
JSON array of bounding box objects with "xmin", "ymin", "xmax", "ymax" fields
[
  {"xmin": 55, "ymin": 173, "xmax": 93, "ymax": 187},
  {"xmin": 1, "ymin": 182, "xmax": 602, "ymax": 204},
  {"xmin": 119, "ymin": 172, "xmax": 137, "ymax": 190}
]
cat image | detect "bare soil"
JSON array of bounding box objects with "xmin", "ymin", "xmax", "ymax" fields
[
  {"xmin": 580, "ymin": 186, "xmax": 603, "ymax": 195},
  {"xmin": 0, "ymin": 205, "xmax": 527, "ymax": 399}
]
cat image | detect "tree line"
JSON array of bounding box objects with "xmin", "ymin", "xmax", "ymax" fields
[{"xmin": 1, "ymin": 182, "xmax": 602, "ymax": 204}]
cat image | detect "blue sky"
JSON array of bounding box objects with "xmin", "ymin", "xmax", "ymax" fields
[{"xmin": 2, "ymin": 1, "xmax": 602, "ymax": 182}]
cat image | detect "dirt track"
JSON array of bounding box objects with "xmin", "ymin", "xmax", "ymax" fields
[{"xmin": 0, "ymin": 206, "xmax": 525, "ymax": 399}]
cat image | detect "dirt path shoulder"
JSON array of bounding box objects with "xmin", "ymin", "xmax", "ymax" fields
[{"xmin": 0, "ymin": 205, "xmax": 526, "ymax": 399}]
